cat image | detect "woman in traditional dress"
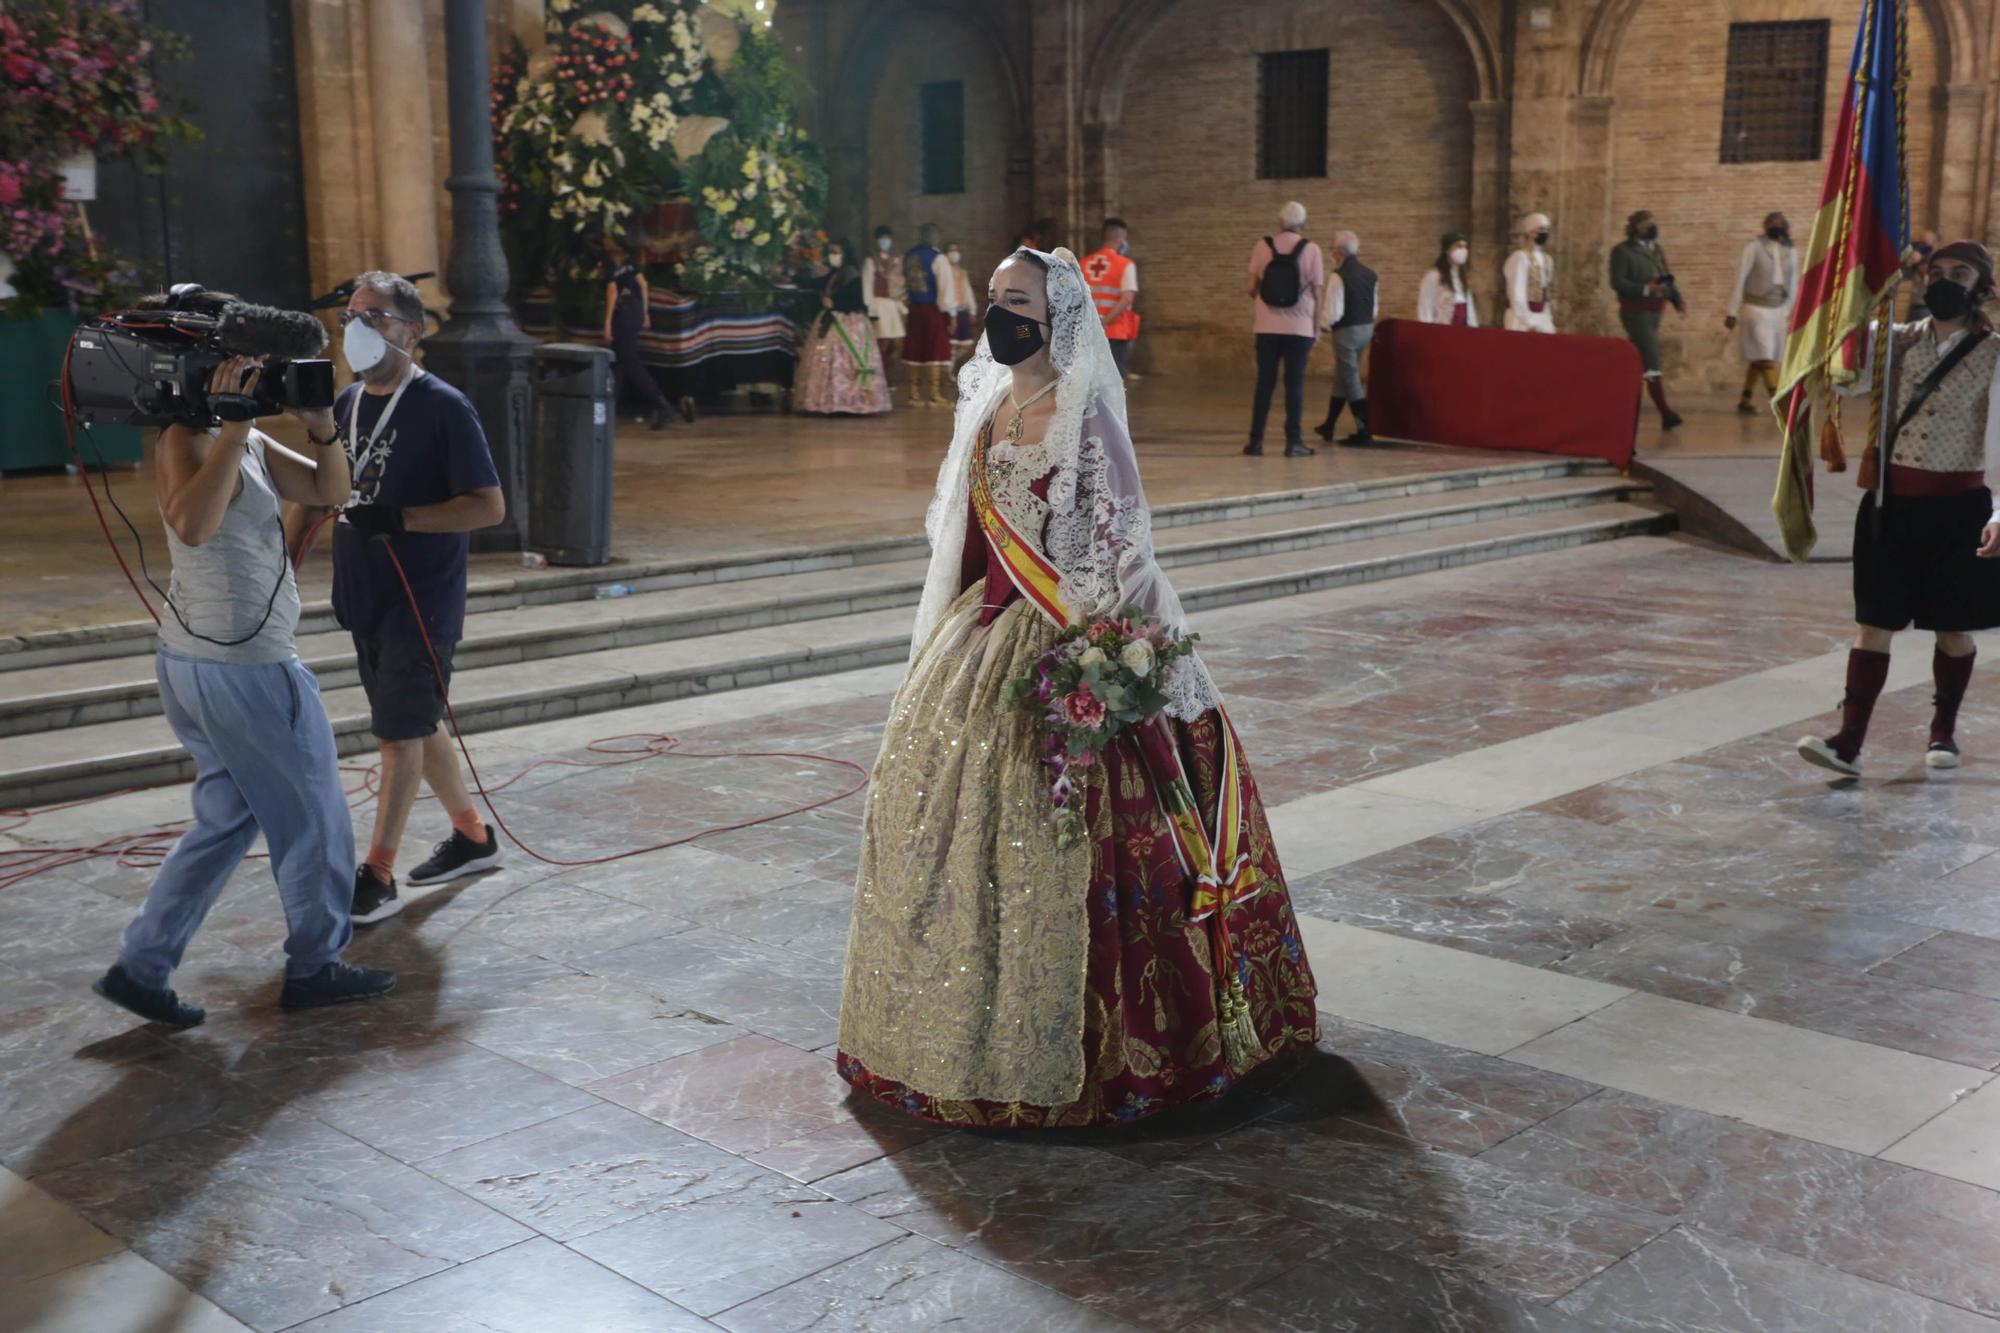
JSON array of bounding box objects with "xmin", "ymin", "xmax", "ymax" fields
[
  {"xmin": 837, "ymin": 248, "xmax": 1320, "ymax": 1128},
  {"xmin": 794, "ymin": 239, "xmax": 892, "ymax": 416},
  {"xmin": 1417, "ymin": 232, "xmax": 1479, "ymax": 327}
]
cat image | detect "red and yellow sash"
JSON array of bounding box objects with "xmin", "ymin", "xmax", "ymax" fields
[{"xmin": 970, "ymin": 417, "xmax": 1071, "ymax": 628}]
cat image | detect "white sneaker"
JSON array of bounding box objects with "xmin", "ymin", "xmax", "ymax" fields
[
  {"xmin": 1796, "ymin": 736, "xmax": 1860, "ymax": 777},
  {"xmin": 1926, "ymin": 742, "xmax": 1962, "ymax": 769}
]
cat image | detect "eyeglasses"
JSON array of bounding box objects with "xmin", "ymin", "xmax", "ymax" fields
[{"xmin": 337, "ymin": 308, "xmax": 414, "ymax": 330}]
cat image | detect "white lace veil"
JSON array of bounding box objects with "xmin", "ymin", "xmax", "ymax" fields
[{"xmin": 909, "ymin": 246, "xmax": 1221, "ymax": 721}]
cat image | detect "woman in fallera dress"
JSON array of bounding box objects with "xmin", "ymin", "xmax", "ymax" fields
[
  {"xmin": 837, "ymin": 247, "xmax": 1320, "ymax": 1128},
  {"xmin": 794, "ymin": 238, "xmax": 892, "ymax": 416}
]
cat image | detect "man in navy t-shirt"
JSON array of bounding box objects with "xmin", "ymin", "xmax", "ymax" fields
[{"xmin": 298, "ymin": 272, "xmax": 506, "ymax": 925}]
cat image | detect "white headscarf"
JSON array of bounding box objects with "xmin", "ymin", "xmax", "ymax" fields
[{"xmin": 909, "ymin": 246, "xmax": 1221, "ymax": 721}]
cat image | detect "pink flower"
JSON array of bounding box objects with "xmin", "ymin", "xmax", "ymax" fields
[{"xmin": 1062, "ymin": 689, "xmax": 1107, "ymax": 730}]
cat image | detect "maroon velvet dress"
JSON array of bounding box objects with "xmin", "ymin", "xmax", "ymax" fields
[{"xmin": 835, "ymin": 482, "xmax": 1321, "ymax": 1128}]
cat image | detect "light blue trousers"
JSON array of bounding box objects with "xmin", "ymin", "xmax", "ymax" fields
[
  {"xmin": 117, "ymin": 648, "xmax": 355, "ymax": 986},
  {"xmin": 1333, "ymin": 323, "xmax": 1374, "ymax": 400}
]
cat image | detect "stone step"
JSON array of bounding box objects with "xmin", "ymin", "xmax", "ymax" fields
[
  {"xmin": 0, "ymin": 498, "xmax": 1673, "ymax": 808},
  {"xmin": 0, "ymin": 455, "xmax": 1611, "ymax": 672},
  {"xmin": 0, "ymin": 472, "xmax": 1643, "ymax": 737}
]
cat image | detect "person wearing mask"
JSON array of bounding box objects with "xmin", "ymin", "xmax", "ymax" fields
[
  {"xmin": 1316, "ymin": 229, "xmax": 1380, "ymax": 447},
  {"xmin": 794, "ymin": 237, "xmax": 891, "ymax": 415},
  {"xmin": 1083, "ymin": 217, "xmax": 1141, "ymax": 380},
  {"xmin": 95, "ymin": 305, "xmax": 395, "ymax": 1027},
  {"xmin": 1244, "ymin": 201, "xmax": 1324, "ymax": 457},
  {"xmin": 1908, "ymin": 229, "xmax": 1941, "ymax": 321},
  {"xmin": 290, "ymin": 272, "xmax": 507, "ymax": 923},
  {"xmin": 945, "ymin": 238, "xmax": 979, "ymax": 371},
  {"xmin": 1503, "ymin": 212, "xmax": 1557, "ymax": 333},
  {"xmin": 600, "ymin": 236, "xmax": 670, "ymax": 431},
  {"xmin": 1417, "ymin": 233, "xmax": 1479, "ymax": 327},
  {"xmin": 1797, "ymin": 242, "xmax": 2000, "ymax": 777},
  {"xmin": 1610, "ymin": 209, "xmax": 1687, "ymax": 430},
  {"xmin": 901, "ymin": 222, "xmax": 958, "ymax": 407},
  {"xmin": 1726, "ymin": 211, "xmax": 1798, "ymax": 416},
  {"xmin": 862, "ymin": 225, "xmax": 907, "ymax": 387}
]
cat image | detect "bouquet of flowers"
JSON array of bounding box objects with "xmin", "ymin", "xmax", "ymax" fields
[{"xmin": 1004, "ymin": 609, "xmax": 1200, "ymax": 846}]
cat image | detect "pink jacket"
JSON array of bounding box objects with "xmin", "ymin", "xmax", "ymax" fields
[{"xmin": 1248, "ymin": 233, "xmax": 1323, "ymax": 337}]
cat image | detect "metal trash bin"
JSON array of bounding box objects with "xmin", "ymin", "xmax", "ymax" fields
[{"xmin": 528, "ymin": 343, "xmax": 615, "ymax": 565}]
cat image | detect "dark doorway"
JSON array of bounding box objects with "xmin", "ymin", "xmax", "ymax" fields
[{"xmin": 94, "ymin": 0, "xmax": 311, "ymax": 308}]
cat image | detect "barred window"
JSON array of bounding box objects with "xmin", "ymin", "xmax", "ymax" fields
[
  {"xmin": 1720, "ymin": 20, "xmax": 1831, "ymax": 163},
  {"xmin": 920, "ymin": 81, "xmax": 965, "ymax": 196},
  {"xmin": 1257, "ymin": 50, "xmax": 1329, "ymax": 180}
]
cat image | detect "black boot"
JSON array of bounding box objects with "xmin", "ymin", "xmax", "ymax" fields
[
  {"xmin": 1315, "ymin": 396, "xmax": 1346, "ymax": 443},
  {"xmin": 1340, "ymin": 400, "xmax": 1377, "ymax": 447}
]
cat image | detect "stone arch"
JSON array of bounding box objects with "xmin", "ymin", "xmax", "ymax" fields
[
  {"xmin": 1581, "ymin": 0, "xmax": 1977, "ymax": 94},
  {"xmin": 1083, "ymin": 0, "xmax": 1502, "ymax": 126},
  {"xmin": 826, "ymin": 1, "xmax": 1031, "ymax": 154}
]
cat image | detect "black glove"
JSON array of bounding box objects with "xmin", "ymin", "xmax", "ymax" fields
[{"xmin": 343, "ymin": 504, "xmax": 405, "ymax": 540}]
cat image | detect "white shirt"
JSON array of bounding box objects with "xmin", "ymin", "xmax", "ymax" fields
[
  {"xmin": 1728, "ymin": 237, "xmax": 1799, "ymax": 317},
  {"xmin": 931, "ymin": 253, "xmax": 959, "ymax": 314},
  {"xmin": 1504, "ymin": 248, "xmax": 1555, "ymax": 323},
  {"xmin": 1120, "ymin": 261, "xmax": 1138, "ymax": 294},
  {"xmin": 1417, "ymin": 268, "xmax": 1478, "ymax": 326},
  {"xmin": 1322, "ymin": 270, "xmax": 1377, "ymax": 329}
]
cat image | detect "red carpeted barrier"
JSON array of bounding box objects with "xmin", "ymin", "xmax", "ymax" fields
[{"xmin": 1367, "ymin": 318, "xmax": 1644, "ymax": 470}]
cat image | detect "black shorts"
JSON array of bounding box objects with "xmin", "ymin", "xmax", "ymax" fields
[
  {"xmin": 1853, "ymin": 488, "xmax": 2000, "ymax": 632},
  {"xmin": 352, "ymin": 632, "xmax": 456, "ymax": 741}
]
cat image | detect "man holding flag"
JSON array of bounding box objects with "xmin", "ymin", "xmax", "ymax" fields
[{"xmin": 1777, "ymin": 0, "xmax": 2000, "ymax": 778}]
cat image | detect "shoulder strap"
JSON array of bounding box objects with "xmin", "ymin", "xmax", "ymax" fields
[
  {"xmin": 1264, "ymin": 235, "xmax": 1277, "ymax": 257},
  {"xmin": 1893, "ymin": 329, "xmax": 1991, "ymax": 441}
]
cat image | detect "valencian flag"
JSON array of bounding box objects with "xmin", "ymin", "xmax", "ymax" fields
[{"xmin": 1772, "ymin": 0, "xmax": 1913, "ymax": 562}]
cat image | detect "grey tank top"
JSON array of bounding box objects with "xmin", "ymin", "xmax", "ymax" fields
[{"xmin": 157, "ymin": 431, "xmax": 302, "ymax": 663}]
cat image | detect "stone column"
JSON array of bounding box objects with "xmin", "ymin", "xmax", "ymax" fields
[
  {"xmin": 1567, "ymin": 96, "xmax": 1617, "ymax": 337},
  {"xmin": 422, "ymin": 0, "xmax": 538, "ymax": 553},
  {"xmin": 364, "ymin": 0, "xmax": 443, "ymax": 308},
  {"xmin": 1933, "ymin": 83, "xmax": 1987, "ymax": 238},
  {"xmin": 1468, "ymin": 100, "xmax": 1508, "ymax": 315}
]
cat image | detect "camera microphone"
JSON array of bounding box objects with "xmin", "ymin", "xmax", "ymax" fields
[{"xmin": 214, "ymin": 301, "xmax": 329, "ymax": 360}]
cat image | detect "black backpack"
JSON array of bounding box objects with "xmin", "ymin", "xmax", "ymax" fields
[{"xmin": 1259, "ymin": 236, "xmax": 1303, "ymax": 308}]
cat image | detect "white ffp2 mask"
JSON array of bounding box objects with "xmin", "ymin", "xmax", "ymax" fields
[{"xmin": 343, "ymin": 318, "xmax": 389, "ymax": 373}]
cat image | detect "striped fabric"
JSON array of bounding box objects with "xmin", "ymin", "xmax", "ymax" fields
[{"xmin": 517, "ymin": 288, "xmax": 801, "ymax": 369}]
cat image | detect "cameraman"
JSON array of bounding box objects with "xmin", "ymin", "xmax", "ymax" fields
[
  {"xmin": 291, "ymin": 272, "xmax": 505, "ymax": 923},
  {"xmin": 95, "ymin": 346, "xmax": 396, "ymax": 1028}
]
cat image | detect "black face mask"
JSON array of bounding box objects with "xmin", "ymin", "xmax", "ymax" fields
[
  {"xmin": 1924, "ymin": 277, "xmax": 1974, "ymax": 321},
  {"xmin": 1533, "ymin": 230, "xmax": 1551, "ymax": 247},
  {"xmin": 985, "ymin": 305, "xmax": 1047, "ymax": 365},
  {"xmin": 1767, "ymin": 227, "xmax": 1790, "ymax": 243},
  {"xmin": 1640, "ymin": 225, "xmax": 1660, "ymax": 242}
]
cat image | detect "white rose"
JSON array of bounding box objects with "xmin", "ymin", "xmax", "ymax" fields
[
  {"xmin": 1119, "ymin": 639, "xmax": 1156, "ymax": 676},
  {"xmin": 1078, "ymin": 646, "xmax": 1108, "ymax": 669}
]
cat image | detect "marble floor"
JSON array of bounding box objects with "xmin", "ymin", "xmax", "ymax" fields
[{"xmin": 11, "ymin": 530, "xmax": 2000, "ymax": 1332}]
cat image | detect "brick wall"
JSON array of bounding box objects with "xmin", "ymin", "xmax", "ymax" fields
[
  {"xmin": 1604, "ymin": 0, "xmax": 1942, "ymax": 392},
  {"xmin": 1109, "ymin": 0, "xmax": 1478, "ymax": 378}
]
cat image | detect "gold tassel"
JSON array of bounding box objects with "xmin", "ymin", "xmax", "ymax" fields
[{"xmin": 1217, "ymin": 975, "xmax": 1262, "ymax": 1071}]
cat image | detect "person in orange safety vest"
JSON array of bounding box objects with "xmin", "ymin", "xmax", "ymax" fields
[{"xmin": 1083, "ymin": 217, "xmax": 1142, "ymax": 380}]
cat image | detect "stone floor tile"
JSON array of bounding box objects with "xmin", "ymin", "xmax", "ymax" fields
[
  {"xmin": 1287, "ymin": 869, "xmax": 1629, "ymax": 969},
  {"xmin": 284, "ymin": 1237, "xmax": 716, "ymax": 1332},
  {"xmin": 1159, "ymin": 1117, "xmax": 1670, "ymax": 1304},
  {"xmin": 1872, "ymin": 931, "xmax": 2000, "ymax": 1001},
  {"xmin": 1479, "ymin": 1089, "xmax": 2000, "ymax": 1317},
  {"xmin": 1265, "ymin": 787, "xmax": 1484, "ymax": 878},
  {"xmin": 0, "ymin": 1164, "xmax": 121, "ymax": 1286},
  {"xmin": 708, "ymin": 876, "xmax": 857, "ymax": 965},
  {"xmin": 32, "ymin": 1108, "xmax": 529, "ymax": 1331},
  {"xmin": 454, "ymin": 877, "xmax": 697, "ymax": 962},
  {"xmin": 2, "ymin": 1248, "xmax": 252, "ymax": 1332},
  {"xmin": 711, "ymin": 1233, "xmax": 1136, "ymax": 1333},
  {"xmin": 421, "ymin": 1101, "xmax": 768, "ymax": 1241},
  {"xmin": 568, "ymin": 1170, "xmax": 906, "ymax": 1316},
  {"xmin": 578, "ymin": 930, "xmax": 845, "ymax": 1049},
  {"xmin": 1882, "ymin": 1076, "xmax": 2000, "ymax": 1191},
  {"xmin": 1296, "ymin": 915, "xmax": 1627, "ymax": 1056},
  {"xmin": 233, "ymin": 1037, "xmax": 600, "ymax": 1164},
  {"xmin": 455, "ymin": 967, "xmax": 740, "ymax": 1086},
  {"xmin": 817, "ymin": 1132, "xmax": 1149, "ymax": 1242},
  {"xmin": 1554, "ymin": 1228, "xmax": 2000, "ymax": 1332},
  {"xmin": 1508, "ymin": 992, "xmax": 1990, "ymax": 1154}
]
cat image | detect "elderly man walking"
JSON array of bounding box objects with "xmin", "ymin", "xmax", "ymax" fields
[
  {"xmin": 1316, "ymin": 229, "xmax": 1380, "ymax": 446},
  {"xmin": 1245, "ymin": 201, "xmax": 1325, "ymax": 458}
]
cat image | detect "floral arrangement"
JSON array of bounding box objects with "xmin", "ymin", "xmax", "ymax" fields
[
  {"xmin": 0, "ymin": 0, "xmax": 195, "ymax": 316},
  {"xmin": 491, "ymin": 0, "xmax": 826, "ymax": 322},
  {"xmin": 1004, "ymin": 610, "xmax": 1201, "ymax": 845}
]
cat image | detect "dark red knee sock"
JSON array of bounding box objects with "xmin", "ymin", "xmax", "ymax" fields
[
  {"xmin": 1932, "ymin": 648, "xmax": 1976, "ymax": 747},
  {"xmin": 1645, "ymin": 377, "xmax": 1675, "ymax": 419},
  {"xmin": 1829, "ymin": 648, "xmax": 1892, "ymax": 762}
]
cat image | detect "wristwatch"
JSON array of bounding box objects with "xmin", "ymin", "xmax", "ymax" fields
[{"xmin": 306, "ymin": 428, "xmax": 338, "ymax": 448}]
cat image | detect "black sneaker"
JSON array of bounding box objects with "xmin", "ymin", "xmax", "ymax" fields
[
  {"xmin": 280, "ymin": 961, "xmax": 397, "ymax": 1011},
  {"xmin": 352, "ymin": 866, "xmax": 402, "ymax": 924},
  {"xmin": 1927, "ymin": 740, "xmax": 1962, "ymax": 770},
  {"xmin": 1284, "ymin": 441, "xmax": 1316, "ymax": 457},
  {"xmin": 1661, "ymin": 411, "xmax": 1685, "ymax": 430},
  {"xmin": 406, "ymin": 825, "xmax": 501, "ymax": 887},
  {"xmin": 93, "ymin": 964, "xmax": 205, "ymax": 1028},
  {"xmin": 1339, "ymin": 432, "xmax": 1381, "ymax": 448},
  {"xmin": 1242, "ymin": 441, "xmax": 1264, "ymax": 456}
]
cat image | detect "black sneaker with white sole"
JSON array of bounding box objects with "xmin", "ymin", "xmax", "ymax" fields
[
  {"xmin": 1927, "ymin": 740, "xmax": 1963, "ymax": 769},
  {"xmin": 280, "ymin": 961, "xmax": 397, "ymax": 1011},
  {"xmin": 406, "ymin": 825, "xmax": 501, "ymax": 887},
  {"xmin": 1796, "ymin": 735, "xmax": 1861, "ymax": 777},
  {"xmin": 351, "ymin": 866, "xmax": 402, "ymax": 924}
]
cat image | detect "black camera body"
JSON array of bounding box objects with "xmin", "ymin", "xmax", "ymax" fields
[{"xmin": 64, "ymin": 284, "xmax": 335, "ymax": 429}]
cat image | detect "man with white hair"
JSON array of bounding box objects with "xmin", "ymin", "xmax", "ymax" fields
[
  {"xmin": 1316, "ymin": 229, "xmax": 1380, "ymax": 446},
  {"xmin": 1504, "ymin": 212, "xmax": 1557, "ymax": 333},
  {"xmin": 1245, "ymin": 200, "xmax": 1325, "ymax": 456}
]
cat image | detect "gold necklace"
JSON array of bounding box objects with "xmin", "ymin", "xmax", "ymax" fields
[{"xmin": 1003, "ymin": 379, "xmax": 1058, "ymax": 445}]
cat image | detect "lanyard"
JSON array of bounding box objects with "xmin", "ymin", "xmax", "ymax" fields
[{"xmin": 341, "ymin": 364, "xmax": 420, "ymax": 518}]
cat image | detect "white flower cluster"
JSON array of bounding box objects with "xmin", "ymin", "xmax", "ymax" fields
[{"xmin": 628, "ymin": 90, "xmax": 679, "ymax": 151}]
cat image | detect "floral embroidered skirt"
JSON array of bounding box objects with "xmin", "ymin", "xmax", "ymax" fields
[
  {"xmin": 837, "ymin": 582, "xmax": 1320, "ymax": 1128},
  {"xmin": 795, "ymin": 312, "xmax": 892, "ymax": 415}
]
